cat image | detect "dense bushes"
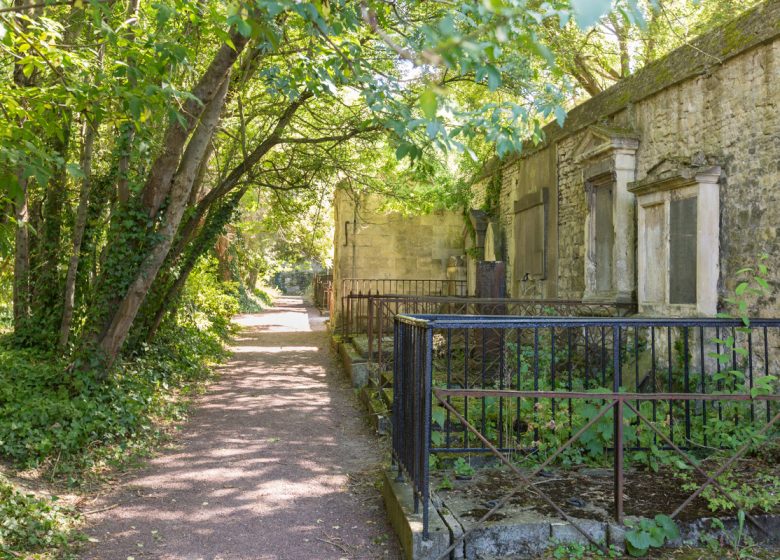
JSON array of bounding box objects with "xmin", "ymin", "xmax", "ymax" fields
[
  {"xmin": 0, "ymin": 264, "xmax": 237, "ymax": 473},
  {"xmin": 0, "ymin": 258, "xmax": 245, "ymax": 557}
]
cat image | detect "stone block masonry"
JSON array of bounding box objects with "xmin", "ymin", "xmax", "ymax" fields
[{"xmin": 474, "ymin": 0, "xmax": 780, "ymax": 316}]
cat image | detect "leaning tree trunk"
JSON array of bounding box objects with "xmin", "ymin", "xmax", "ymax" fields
[
  {"xmin": 76, "ymin": 29, "xmax": 249, "ymax": 371},
  {"xmin": 94, "ymin": 72, "xmax": 233, "ymax": 369},
  {"xmin": 170, "ymin": 91, "xmax": 312, "ymax": 260},
  {"xmin": 144, "ymin": 187, "xmax": 247, "ymax": 343},
  {"xmin": 126, "ymin": 139, "xmax": 216, "ymax": 349}
]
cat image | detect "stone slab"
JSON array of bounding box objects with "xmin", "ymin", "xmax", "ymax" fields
[
  {"xmin": 432, "ymin": 492, "xmax": 466, "ymax": 560},
  {"xmin": 382, "ymin": 470, "xmax": 450, "ymax": 560},
  {"xmin": 351, "ymin": 335, "xmax": 393, "ymax": 360},
  {"xmin": 550, "ymin": 519, "xmax": 607, "ymax": 546},
  {"xmin": 337, "ymin": 341, "xmax": 369, "ymax": 387}
]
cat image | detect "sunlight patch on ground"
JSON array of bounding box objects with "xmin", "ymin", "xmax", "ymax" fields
[
  {"xmin": 232, "ymin": 298, "xmax": 312, "ymax": 333},
  {"xmin": 229, "ymin": 345, "xmax": 319, "ymax": 353}
]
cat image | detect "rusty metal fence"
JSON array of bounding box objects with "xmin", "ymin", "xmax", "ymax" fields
[
  {"xmin": 392, "ymin": 314, "xmax": 780, "ymax": 544},
  {"xmin": 367, "ymin": 295, "xmax": 635, "ymax": 371},
  {"xmin": 338, "ymin": 278, "xmax": 468, "ymax": 336}
]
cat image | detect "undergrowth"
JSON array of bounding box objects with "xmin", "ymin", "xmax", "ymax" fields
[
  {"xmin": 238, "ymin": 284, "xmax": 274, "ymax": 313},
  {"xmin": 0, "ymin": 475, "xmax": 80, "ymax": 558},
  {"xmin": 0, "ymin": 260, "xmax": 242, "ymax": 558}
]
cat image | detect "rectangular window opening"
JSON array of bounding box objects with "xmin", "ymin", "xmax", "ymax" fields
[{"xmin": 669, "ymin": 196, "xmax": 698, "ymax": 304}]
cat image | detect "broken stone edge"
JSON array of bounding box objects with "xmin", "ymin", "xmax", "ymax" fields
[{"xmin": 383, "ymin": 470, "xmax": 780, "ymax": 559}]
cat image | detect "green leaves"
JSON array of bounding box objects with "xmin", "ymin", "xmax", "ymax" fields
[
  {"xmin": 0, "ymin": 475, "xmax": 75, "ymax": 555},
  {"xmin": 431, "ymin": 407, "xmax": 446, "ymax": 429},
  {"xmin": 419, "ymin": 88, "xmax": 438, "ymax": 119},
  {"xmin": 625, "ymin": 515, "xmax": 680, "ymax": 557},
  {"xmin": 751, "ymin": 375, "xmax": 778, "ymax": 398}
]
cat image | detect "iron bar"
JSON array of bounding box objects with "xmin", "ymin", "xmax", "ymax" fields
[
  {"xmin": 434, "ymin": 393, "xmax": 608, "ymax": 553},
  {"xmin": 391, "ymin": 313, "xmax": 780, "ymax": 543},
  {"xmin": 625, "ymin": 401, "xmax": 774, "ymax": 537}
]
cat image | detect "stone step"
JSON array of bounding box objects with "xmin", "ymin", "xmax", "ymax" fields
[{"xmin": 351, "ymin": 334, "xmax": 394, "ymax": 360}]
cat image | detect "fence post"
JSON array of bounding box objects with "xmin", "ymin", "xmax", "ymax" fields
[
  {"xmin": 422, "ymin": 325, "xmax": 433, "ymax": 540},
  {"xmin": 378, "ymin": 301, "xmax": 385, "ymax": 371},
  {"xmin": 367, "ymin": 296, "xmax": 374, "ymax": 364},
  {"xmin": 613, "ymin": 325, "xmax": 624, "ymax": 524},
  {"xmin": 393, "ymin": 319, "xmax": 403, "ymax": 480},
  {"xmin": 614, "ymin": 397, "xmax": 624, "ymax": 524}
]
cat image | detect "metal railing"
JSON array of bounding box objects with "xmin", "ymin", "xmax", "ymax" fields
[
  {"xmin": 392, "ymin": 314, "xmax": 780, "ymax": 544},
  {"xmin": 312, "ymin": 272, "xmax": 332, "ymax": 312},
  {"xmin": 368, "ymin": 295, "xmax": 635, "ymax": 371},
  {"xmin": 338, "ymin": 278, "xmax": 467, "ymax": 336}
]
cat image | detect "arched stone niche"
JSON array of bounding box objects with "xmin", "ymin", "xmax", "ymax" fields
[{"xmin": 574, "ymin": 125, "xmax": 639, "ymax": 304}]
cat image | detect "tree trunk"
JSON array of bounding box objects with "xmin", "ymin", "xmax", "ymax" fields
[
  {"xmin": 139, "ymin": 34, "xmax": 249, "ymax": 220},
  {"xmin": 95, "ymin": 72, "xmax": 232, "ymax": 368},
  {"xmin": 11, "ymin": 0, "xmax": 39, "ymax": 334},
  {"xmin": 60, "ymin": 114, "xmax": 98, "ymax": 349},
  {"xmin": 145, "ymin": 187, "xmax": 247, "ymax": 343},
  {"xmin": 116, "ymin": 0, "xmax": 140, "ymax": 207},
  {"xmin": 215, "ymin": 234, "xmax": 232, "ymax": 281},
  {"xmin": 170, "ymin": 91, "xmax": 312, "ymax": 262},
  {"xmin": 125, "ymin": 137, "xmax": 215, "ymax": 349},
  {"xmin": 28, "ymin": 126, "xmax": 71, "ymax": 340},
  {"xmin": 13, "ymin": 173, "xmax": 30, "ymax": 333}
]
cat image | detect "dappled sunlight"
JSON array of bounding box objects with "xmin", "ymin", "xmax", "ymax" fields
[
  {"xmin": 82, "ymin": 297, "xmax": 399, "ymax": 559},
  {"xmin": 230, "ymin": 345, "xmax": 319, "ymax": 353},
  {"xmin": 232, "ymin": 297, "xmax": 313, "ymax": 333}
]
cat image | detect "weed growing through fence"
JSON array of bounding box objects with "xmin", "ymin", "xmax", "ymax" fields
[
  {"xmin": 624, "ymin": 514, "xmax": 680, "ymax": 557},
  {"xmin": 426, "ymin": 255, "xmax": 779, "ymax": 527}
]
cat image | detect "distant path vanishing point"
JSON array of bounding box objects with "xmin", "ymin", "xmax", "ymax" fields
[{"xmin": 82, "ymin": 296, "xmax": 401, "ymax": 560}]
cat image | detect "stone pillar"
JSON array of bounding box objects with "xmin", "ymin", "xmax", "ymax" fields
[
  {"xmin": 696, "ymin": 168, "xmax": 721, "ymax": 316},
  {"xmin": 613, "ymin": 147, "xmax": 638, "ymax": 304}
]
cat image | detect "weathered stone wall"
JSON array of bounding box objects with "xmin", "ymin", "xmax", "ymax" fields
[
  {"xmin": 332, "ymin": 190, "xmax": 466, "ymax": 318},
  {"xmin": 628, "ymin": 40, "xmax": 780, "ymax": 315},
  {"xmin": 488, "ymin": 1, "xmax": 780, "ymax": 313},
  {"xmin": 555, "ymin": 35, "xmax": 780, "ymax": 309},
  {"xmin": 499, "ymin": 147, "xmax": 559, "ymax": 298},
  {"xmin": 554, "ymin": 137, "xmax": 587, "ymax": 299}
]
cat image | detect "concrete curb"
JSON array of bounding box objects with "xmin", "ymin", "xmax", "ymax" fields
[{"xmin": 382, "ymin": 470, "xmax": 451, "ymax": 560}]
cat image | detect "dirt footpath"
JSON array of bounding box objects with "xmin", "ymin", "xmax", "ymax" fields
[{"xmin": 81, "ymin": 297, "xmax": 401, "ymax": 560}]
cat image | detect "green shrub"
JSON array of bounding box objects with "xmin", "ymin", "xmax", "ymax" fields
[
  {"xmin": 0, "ymin": 257, "xmax": 238, "ymax": 474},
  {"xmin": 0, "ymin": 255, "xmax": 242, "ymax": 556},
  {"xmin": 0, "ymin": 475, "xmax": 78, "ymax": 556},
  {"xmin": 238, "ymin": 285, "xmax": 273, "ymax": 313}
]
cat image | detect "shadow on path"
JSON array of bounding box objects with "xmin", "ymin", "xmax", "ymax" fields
[{"xmin": 81, "ymin": 297, "xmax": 401, "ymax": 560}]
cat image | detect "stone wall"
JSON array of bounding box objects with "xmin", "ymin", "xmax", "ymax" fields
[
  {"xmin": 332, "ymin": 189, "xmax": 466, "ymax": 320},
  {"xmin": 480, "ymin": 0, "xmax": 780, "ymax": 314}
]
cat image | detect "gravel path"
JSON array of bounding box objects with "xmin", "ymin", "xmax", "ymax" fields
[{"xmin": 81, "ymin": 297, "xmax": 401, "ymax": 560}]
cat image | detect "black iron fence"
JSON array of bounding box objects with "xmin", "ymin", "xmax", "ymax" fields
[
  {"xmin": 392, "ymin": 314, "xmax": 780, "ymax": 541},
  {"xmin": 338, "ymin": 278, "xmax": 468, "ymax": 335},
  {"xmin": 368, "ymin": 295, "xmax": 635, "ymax": 371}
]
